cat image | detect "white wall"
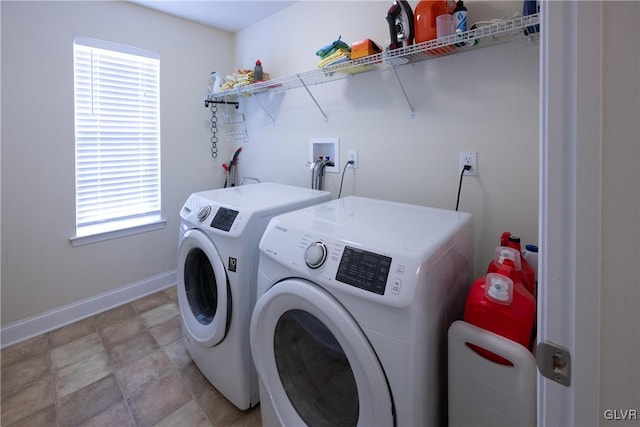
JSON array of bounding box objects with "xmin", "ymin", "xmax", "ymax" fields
[
  {"xmin": 231, "ymin": 1, "xmax": 539, "ymax": 277},
  {"xmin": 600, "ymin": 1, "xmax": 640, "ymax": 421},
  {"xmin": 1, "ymin": 1, "xmax": 234, "ymax": 326}
]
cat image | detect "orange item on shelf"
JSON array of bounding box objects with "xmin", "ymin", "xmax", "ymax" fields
[
  {"xmin": 414, "ymin": 0, "xmax": 449, "ymax": 43},
  {"xmin": 351, "ymin": 39, "xmax": 382, "ymax": 60}
]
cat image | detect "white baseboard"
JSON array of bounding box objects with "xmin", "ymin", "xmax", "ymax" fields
[{"xmin": 0, "ymin": 270, "xmax": 177, "ymax": 349}]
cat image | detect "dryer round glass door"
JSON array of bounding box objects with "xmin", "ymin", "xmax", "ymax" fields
[
  {"xmin": 250, "ymin": 279, "xmax": 394, "ymax": 427},
  {"xmin": 178, "ymin": 229, "xmax": 229, "ymax": 347}
]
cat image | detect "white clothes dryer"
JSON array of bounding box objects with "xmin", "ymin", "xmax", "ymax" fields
[
  {"xmin": 250, "ymin": 196, "xmax": 473, "ymax": 426},
  {"xmin": 177, "ymin": 183, "xmax": 330, "ymax": 410}
]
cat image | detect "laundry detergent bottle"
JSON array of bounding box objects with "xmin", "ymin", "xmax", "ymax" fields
[
  {"xmin": 414, "ymin": 0, "xmax": 450, "ymax": 43},
  {"xmin": 464, "ymin": 262, "xmax": 536, "ymax": 365},
  {"xmin": 501, "ymin": 232, "xmax": 536, "ymax": 297},
  {"xmin": 487, "ymin": 245, "xmax": 535, "ymax": 297}
]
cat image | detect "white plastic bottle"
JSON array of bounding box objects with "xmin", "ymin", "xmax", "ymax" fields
[
  {"xmin": 522, "ymin": 244, "xmax": 539, "ymax": 283},
  {"xmin": 210, "ymin": 71, "xmax": 222, "ymax": 93}
]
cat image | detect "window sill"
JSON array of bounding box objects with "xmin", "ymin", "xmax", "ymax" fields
[{"xmin": 70, "ymin": 217, "xmax": 167, "ymax": 247}]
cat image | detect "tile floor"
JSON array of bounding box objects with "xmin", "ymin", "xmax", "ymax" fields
[{"xmin": 0, "ymin": 286, "xmax": 262, "ymax": 427}]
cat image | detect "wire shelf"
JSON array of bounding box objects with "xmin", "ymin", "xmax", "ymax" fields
[{"xmin": 204, "ymin": 13, "xmax": 540, "ymax": 107}]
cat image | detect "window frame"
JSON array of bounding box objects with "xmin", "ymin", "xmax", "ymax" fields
[{"xmin": 70, "ymin": 36, "xmax": 165, "ymax": 247}]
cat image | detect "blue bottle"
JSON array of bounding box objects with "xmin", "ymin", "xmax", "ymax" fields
[
  {"xmin": 523, "ymin": 0, "xmax": 540, "ymax": 35},
  {"xmin": 453, "ymin": 0, "xmax": 467, "ymax": 33},
  {"xmin": 453, "ymin": 1, "xmax": 467, "ymax": 46}
]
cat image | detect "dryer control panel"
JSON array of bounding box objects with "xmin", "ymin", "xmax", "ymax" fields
[{"xmin": 210, "ymin": 207, "xmax": 239, "ymax": 232}]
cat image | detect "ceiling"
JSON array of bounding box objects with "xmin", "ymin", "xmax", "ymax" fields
[{"xmin": 129, "ymin": 0, "xmax": 296, "ymax": 33}]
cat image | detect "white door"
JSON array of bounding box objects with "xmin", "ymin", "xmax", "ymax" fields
[
  {"xmin": 177, "ymin": 229, "xmax": 229, "ymax": 347},
  {"xmin": 250, "ymin": 279, "xmax": 394, "ymax": 427},
  {"xmin": 539, "ymin": 1, "xmax": 602, "ymax": 425}
]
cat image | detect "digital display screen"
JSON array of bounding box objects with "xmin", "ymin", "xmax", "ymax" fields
[
  {"xmin": 336, "ymin": 246, "xmax": 391, "ymax": 295},
  {"xmin": 210, "ymin": 207, "xmax": 239, "ymax": 232}
]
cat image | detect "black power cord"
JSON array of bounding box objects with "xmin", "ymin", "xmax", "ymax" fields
[
  {"xmin": 455, "ymin": 164, "xmax": 472, "ymax": 211},
  {"xmin": 338, "ymin": 160, "xmax": 355, "ymax": 198}
]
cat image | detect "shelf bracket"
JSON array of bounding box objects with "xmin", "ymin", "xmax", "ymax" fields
[
  {"xmin": 204, "ymin": 98, "xmax": 239, "ymax": 109},
  {"xmin": 389, "ymin": 65, "xmax": 415, "ymax": 119},
  {"xmin": 256, "ymin": 95, "xmax": 276, "ymax": 123},
  {"xmin": 297, "ymin": 73, "xmax": 328, "ymax": 122}
]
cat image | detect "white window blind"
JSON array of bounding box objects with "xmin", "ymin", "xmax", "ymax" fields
[{"xmin": 73, "ymin": 37, "xmax": 161, "ymax": 242}]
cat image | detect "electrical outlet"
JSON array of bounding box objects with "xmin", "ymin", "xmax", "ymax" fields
[
  {"xmin": 348, "ymin": 149, "xmax": 358, "ymax": 168},
  {"xmin": 459, "ymin": 151, "xmax": 478, "ymax": 176}
]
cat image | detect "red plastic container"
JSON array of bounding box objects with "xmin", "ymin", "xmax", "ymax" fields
[
  {"xmin": 464, "ymin": 261, "xmax": 536, "ymax": 365},
  {"xmin": 414, "ymin": 0, "xmax": 449, "ymax": 43},
  {"xmin": 501, "ymin": 231, "xmax": 536, "ymax": 297},
  {"xmin": 487, "ymin": 246, "xmax": 535, "ymax": 297}
]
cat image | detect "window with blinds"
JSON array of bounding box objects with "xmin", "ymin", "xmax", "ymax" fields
[{"xmin": 72, "ymin": 37, "xmax": 163, "ymax": 245}]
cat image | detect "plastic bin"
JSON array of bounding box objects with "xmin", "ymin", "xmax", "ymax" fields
[{"xmin": 448, "ymin": 320, "xmax": 537, "ymax": 427}]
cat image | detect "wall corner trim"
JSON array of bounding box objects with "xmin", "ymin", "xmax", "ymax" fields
[{"xmin": 0, "ymin": 270, "xmax": 177, "ymax": 348}]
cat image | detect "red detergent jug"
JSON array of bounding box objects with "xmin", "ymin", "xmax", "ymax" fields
[
  {"xmin": 501, "ymin": 231, "xmax": 536, "ymax": 297},
  {"xmin": 487, "ymin": 246, "xmax": 535, "ymax": 297},
  {"xmin": 414, "ymin": 0, "xmax": 449, "ymax": 43},
  {"xmin": 464, "ymin": 261, "xmax": 536, "ymax": 365}
]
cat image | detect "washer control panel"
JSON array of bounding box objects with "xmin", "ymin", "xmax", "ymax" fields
[
  {"xmin": 261, "ymin": 223, "xmax": 417, "ymax": 306},
  {"xmin": 336, "ymin": 246, "xmax": 392, "ymax": 295}
]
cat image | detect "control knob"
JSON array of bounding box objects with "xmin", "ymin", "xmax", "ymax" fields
[
  {"xmin": 197, "ymin": 206, "xmax": 211, "ymax": 222},
  {"xmin": 305, "ymin": 242, "xmax": 327, "ymax": 269}
]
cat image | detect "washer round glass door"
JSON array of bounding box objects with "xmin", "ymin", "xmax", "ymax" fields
[
  {"xmin": 250, "ymin": 279, "xmax": 394, "ymax": 427},
  {"xmin": 177, "ymin": 229, "xmax": 228, "ymax": 347}
]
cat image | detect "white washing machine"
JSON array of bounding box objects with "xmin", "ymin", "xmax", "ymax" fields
[
  {"xmin": 177, "ymin": 183, "xmax": 331, "ymax": 410},
  {"xmin": 250, "ymin": 196, "xmax": 473, "ymax": 426}
]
